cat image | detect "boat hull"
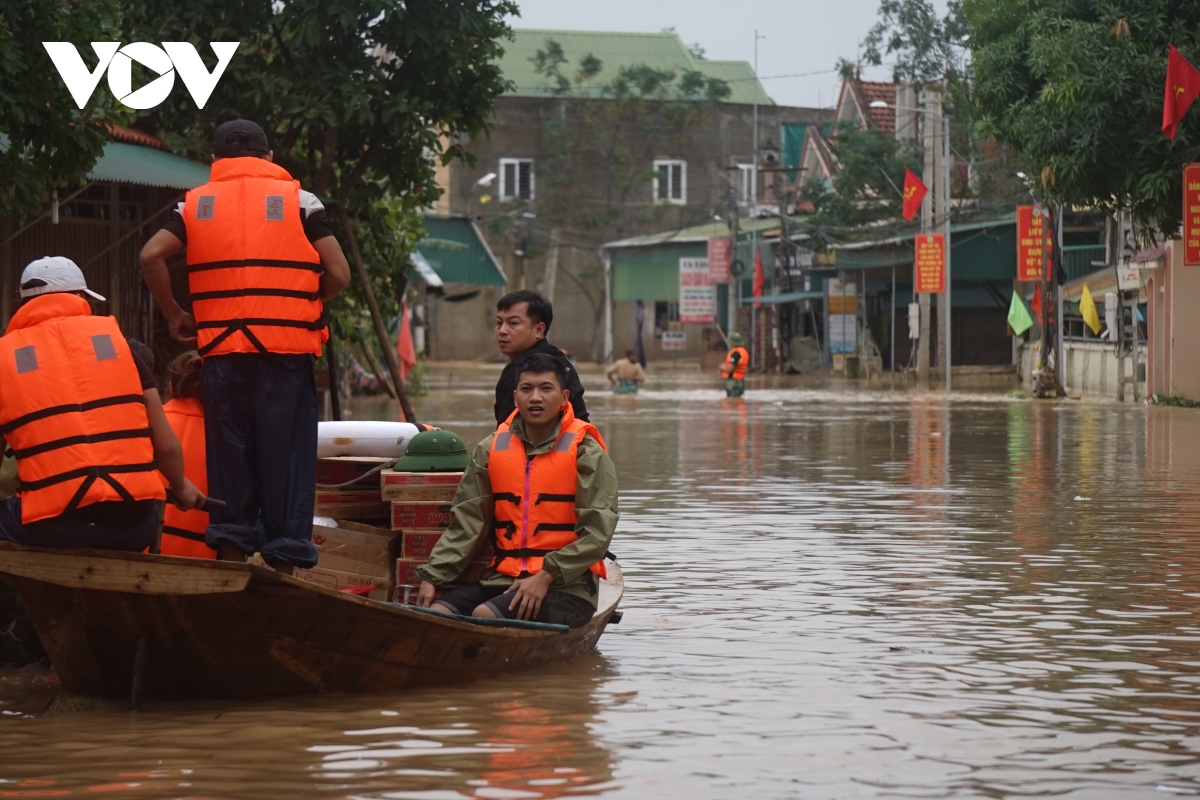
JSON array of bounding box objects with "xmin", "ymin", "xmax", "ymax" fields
[{"xmin": 0, "ymin": 542, "xmax": 623, "ymax": 701}]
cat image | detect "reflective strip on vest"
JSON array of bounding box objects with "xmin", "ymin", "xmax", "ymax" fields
[
  {"xmin": 0, "ymin": 294, "xmax": 166, "ymax": 524},
  {"xmin": 487, "ymin": 407, "xmax": 607, "ymax": 579},
  {"xmin": 183, "ymin": 158, "xmax": 326, "ymax": 358}
]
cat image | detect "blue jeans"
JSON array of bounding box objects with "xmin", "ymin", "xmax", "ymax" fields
[
  {"xmin": 0, "ymin": 495, "xmax": 157, "ymax": 551},
  {"xmin": 202, "ymin": 353, "xmax": 319, "ymax": 569}
]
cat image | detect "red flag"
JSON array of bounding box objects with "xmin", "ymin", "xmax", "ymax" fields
[
  {"xmin": 901, "ymin": 167, "xmax": 927, "ymax": 221},
  {"xmin": 397, "ymin": 302, "xmax": 416, "ymax": 381},
  {"xmin": 1164, "ymin": 44, "xmax": 1200, "ymax": 140},
  {"xmin": 752, "ymin": 247, "xmax": 765, "ymax": 310}
]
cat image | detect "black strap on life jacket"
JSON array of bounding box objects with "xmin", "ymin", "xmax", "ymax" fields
[
  {"xmin": 493, "ymin": 492, "xmax": 521, "ymax": 505},
  {"xmin": 190, "ymin": 288, "xmax": 322, "ymax": 302},
  {"xmin": 535, "ymin": 493, "xmax": 575, "ymax": 505},
  {"xmin": 186, "ymin": 258, "xmax": 322, "ymax": 274},
  {"xmin": 0, "ymin": 394, "xmax": 145, "ymax": 436},
  {"xmin": 8, "ymin": 427, "xmax": 151, "ymax": 460},
  {"xmin": 196, "ymin": 317, "xmax": 326, "ymax": 356},
  {"xmin": 20, "ymin": 462, "xmax": 160, "ymax": 513},
  {"xmin": 493, "ymin": 547, "xmax": 557, "ymax": 561},
  {"xmin": 492, "ymin": 520, "xmax": 518, "ymax": 540},
  {"xmin": 162, "ymin": 525, "xmax": 207, "ymax": 544}
]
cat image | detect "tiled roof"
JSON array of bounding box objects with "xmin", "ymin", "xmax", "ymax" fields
[
  {"xmin": 106, "ymin": 124, "xmax": 164, "ymax": 149},
  {"xmin": 498, "ymin": 29, "xmax": 775, "ymax": 105},
  {"xmin": 856, "ymin": 80, "xmax": 896, "ymax": 135}
]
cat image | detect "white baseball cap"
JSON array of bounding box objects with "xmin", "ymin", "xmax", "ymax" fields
[{"xmin": 19, "ymin": 257, "xmax": 105, "ymax": 301}]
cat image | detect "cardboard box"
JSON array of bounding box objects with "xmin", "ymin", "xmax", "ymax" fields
[
  {"xmin": 248, "ymin": 553, "xmax": 393, "ymax": 601},
  {"xmin": 315, "ymin": 489, "xmax": 390, "ymax": 519},
  {"xmin": 401, "ymin": 529, "xmax": 494, "ymax": 560},
  {"xmin": 395, "ymin": 557, "xmax": 491, "ymax": 588},
  {"xmin": 315, "ymin": 457, "xmax": 392, "ymax": 487},
  {"xmin": 390, "ymin": 503, "xmax": 454, "ymax": 530},
  {"xmin": 311, "ymin": 524, "xmax": 397, "ymax": 569},
  {"xmin": 381, "ymin": 471, "xmax": 463, "ymax": 502},
  {"xmin": 381, "ymin": 484, "xmax": 460, "ymax": 503}
]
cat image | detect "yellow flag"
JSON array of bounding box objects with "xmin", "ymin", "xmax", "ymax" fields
[{"xmin": 1080, "ymin": 283, "xmax": 1101, "ymax": 335}]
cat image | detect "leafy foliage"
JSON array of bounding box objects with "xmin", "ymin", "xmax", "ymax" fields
[
  {"xmin": 0, "ymin": 1, "xmax": 130, "ymax": 220},
  {"xmin": 799, "ymin": 124, "xmax": 922, "ymax": 228},
  {"xmin": 863, "ymin": 0, "xmax": 970, "ymax": 88},
  {"xmin": 965, "ymin": 0, "xmax": 1200, "ymax": 234}
]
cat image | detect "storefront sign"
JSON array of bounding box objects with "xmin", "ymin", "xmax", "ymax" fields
[
  {"xmin": 826, "ymin": 278, "xmax": 857, "ymax": 355},
  {"xmin": 914, "ymin": 233, "xmax": 945, "ymax": 294},
  {"xmin": 1016, "ymin": 205, "xmax": 1052, "ymax": 281},
  {"xmin": 708, "ymin": 238, "xmax": 732, "ymax": 284},
  {"xmin": 782, "ymin": 245, "xmax": 814, "ymax": 278},
  {"xmin": 1117, "ymin": 265, "xmax": 1141, "ymax": 291},
  {"xmin": 678, "ymin": 257, "xmax": 715, "ymax": 324},
  {"xmin": 1185, "ymin": 164, "xmax": 1200, "ymax": 266},
  {"xmin": 661, "ymin": 331, "xmax": 686, "ymax": 350}
]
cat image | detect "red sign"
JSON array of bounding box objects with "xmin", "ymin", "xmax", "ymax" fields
[
  {"xmin": 1016, "ymin": 204, "xmax": 1052, "ymax": 281},
  {"xmin": 708, "ymin": 237, "xmax": 732, "ymax": 284},
  {"xmin": 1185, "ymin": 164, "xmax": 1200, "ymax": 265},
  {"xmin": 914, "ymin": 234, "xmax": 945, "ymax": 294}
]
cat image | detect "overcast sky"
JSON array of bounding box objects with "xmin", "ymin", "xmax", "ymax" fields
[{"xmin": 507, "ymin": 0, "xmax": 949, "ymax": 109}]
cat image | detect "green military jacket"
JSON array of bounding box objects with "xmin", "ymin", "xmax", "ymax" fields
[{"xmin": 416, "ymin": 413, "xmax": 618, "ymax": 607}]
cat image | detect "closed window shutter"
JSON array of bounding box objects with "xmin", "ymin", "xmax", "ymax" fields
[
  {"xmin": 671, "ymin": 164, "xmax": 683, "ymax": 201},
  {"xmin": 518, "ymin": 162, "xmax": 532, "ymax": 200},
  {"xmin": 503, "ymin": 162, "xmax": 516, "ymax": 199}
]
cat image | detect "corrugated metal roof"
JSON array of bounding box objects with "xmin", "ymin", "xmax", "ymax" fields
[
  {"xmin": 419, "ymin": 216, "xmax": 508, "ymax": 286},
  {"xmin": 604, "ymin": 216, "xmax": 779, "ymax": 249},
  {"xmin": 499, "ymin": 29, "xmax": 773, "ymax": 105},
  {"xmin": 87, "ymin": 142, "xmax": 210, "ymax": 189}
]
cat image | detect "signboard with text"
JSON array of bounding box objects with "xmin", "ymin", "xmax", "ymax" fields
[
  {"xmin": 914, "ymin": 234, "xmax": 946, "ymax": 294},
  {"xmin": 661, "ymin": 331, "xmax": 686, "ymax": 350},
  {"xmin": 1016, "ymin": 204, "xmax": 1052, "ymax": 280},
  {"xmin": 707, "ymin": 237, "xmax": 732, "ymax": 284},
  {"xmin": 1185, "ymin": 164, "xmax": 1200, "ymax": 266},
  {"xmin": 678, "ymin": 257, "xmax": 716, "ymax": 324}
]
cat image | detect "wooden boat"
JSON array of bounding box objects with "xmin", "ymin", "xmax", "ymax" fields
[{"xmin": 0, "ymin": 540, "xmax": 623, "ymax": 701}]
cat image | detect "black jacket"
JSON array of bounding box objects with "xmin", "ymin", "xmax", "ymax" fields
[{"xmin": 494, "ymin": 338, "xmax": 589, "ymax": 424}]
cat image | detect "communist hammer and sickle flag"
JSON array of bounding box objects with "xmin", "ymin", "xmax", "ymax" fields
[
  {"xmin": 1164, "ymin": 44, "xmax": 1200, "ymax": 140},
  {"xmin": 901, "ymin": 167, "xmax": 928, "ymax": 221}
]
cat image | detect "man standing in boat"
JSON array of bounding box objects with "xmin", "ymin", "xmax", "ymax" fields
[
  {"xmin": 493, "ymin": 290, "xmax": 588, "ymax": 424},
  {"xmin": 416, "ymin": 351, "xmax": 616, "ymax": 627},
  {"xmin": 0, "ymin": 258, "xmax": 204, "ymax": 550},
  {"xmin": 139, "ymin": 119, "xmax": 351, "ymax": 574}
]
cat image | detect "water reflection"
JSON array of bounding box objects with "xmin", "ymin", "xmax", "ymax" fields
[{"xmin": 3, "ymin": 368, "xmax": 1200, "ymax": 797}]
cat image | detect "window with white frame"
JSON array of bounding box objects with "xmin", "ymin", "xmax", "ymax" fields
[
  {"xmin": 653, "ymin": 159, "xmax": 687, "ymax": 205},
  {"xmin": 737, "ymin": 163, "xmax": 757, "ymax": 206},
  {"xmin": 499, "ymin": 158, "xmax": 534, "ymax": 201}
]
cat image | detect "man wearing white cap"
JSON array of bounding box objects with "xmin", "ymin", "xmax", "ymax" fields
[{"xmin": 0, "ymin": 258, "xmax": 203, "ymax": 550}]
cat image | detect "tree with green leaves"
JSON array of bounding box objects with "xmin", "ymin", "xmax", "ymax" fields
[
  {"xmin": 966, "ymin": 1, "xmax": 1200, "ymax": 234},
  {"xmin": 0, "ymin": 1, "xmax": 129, "ymax": 221},
  {"xmin": 798, "ymin": 123, "xmax": 922, "ymax": 229}
]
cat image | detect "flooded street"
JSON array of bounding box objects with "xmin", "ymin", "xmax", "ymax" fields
[{"xmin": 4, "ymin": 365, "xmax": 1200, "ymax": 798}]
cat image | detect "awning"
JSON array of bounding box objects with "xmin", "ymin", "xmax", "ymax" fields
[
  {"xmin": 419, "ymin": 215, "xmax": 508, "ymax": 286},
  {"xmin": 410, "ymin": 250, "xmax": 444, "ymax": 291},
  {"xmin": 739, "ymin": 290, "xmax": 825, "ymax": 304},
  {"xmin": 87, "ymin": 142, "xmax": 210, "ymax": 189}
]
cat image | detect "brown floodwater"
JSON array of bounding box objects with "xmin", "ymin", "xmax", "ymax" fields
[{"xmin": 4, "ymin": 365, "xmax": 1200, "ymax": 798}]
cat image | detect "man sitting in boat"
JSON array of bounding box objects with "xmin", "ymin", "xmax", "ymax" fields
[
  {"xmin": 416, "ymin": 351, "xmax": 617, "ymax": 628},
  {"xmin": 0, "ymin": 258, "xmax": 204, "ymax": 551},
  {"xmin": 159, "ymin": 352, "xmax": 215, "ymax": 559},
  {"xmin": 606, "ymin": 349, "xmax": 646, "ymax": 394}
]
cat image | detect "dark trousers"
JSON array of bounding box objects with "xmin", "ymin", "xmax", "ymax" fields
[
  {"xmin": 0, "ymin": 496, "xmax": 157, "ymax": 551},
  {"xmin": 202, "ymin": 353, "xmax": 319, "ymax": 569}
]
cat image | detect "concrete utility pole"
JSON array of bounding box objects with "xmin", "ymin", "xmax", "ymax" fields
[{"xmin": 918, "ymin": 88, "xmax": 936, "ymax": 387}]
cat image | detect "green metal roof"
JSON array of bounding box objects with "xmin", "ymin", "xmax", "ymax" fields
[
  {"xmin": 418, "ymin": 215, "xmax": 508, "ymax": 286},
  {"xmin": 500, "ymin": 29, "xmax": 774, "ymax": 105},
  {"xmin": 87, "ymin": 142, "xmax": 210, "ymax": 189},
  {"xmin": 605, "ymin": 216, "xmax": 779, "ymax": 249}
]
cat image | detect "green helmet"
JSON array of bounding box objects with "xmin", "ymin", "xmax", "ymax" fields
[
  {"xmin": 393, "ymin": 430, "xmax": 469, "ymax": 472},
  {"xmin": 727, "ymin": 332, "xmax": 744, "ymax": 347}
]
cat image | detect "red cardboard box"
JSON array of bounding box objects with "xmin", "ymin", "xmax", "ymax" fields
[
  {"xmin": 395, "ymin": 557, "xmax": 490, "ymax": 588},
  {"xmin": 391, "ymin": 503, "xmax": 454, "ymax": 530},
  {"xmin": 315, "ymin": 489, "xmax": 390, "ymax": 519},
  {"xmin": 315, "ymin": 457, "xmax": 392, "ymax": 488}
]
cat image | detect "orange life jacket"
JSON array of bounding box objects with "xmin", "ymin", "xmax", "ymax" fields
[
  {"xmin": 488, "ymin": 405, "xmax": 607, "ymax": 579},
  {"xmin": 183, "ymin": 157, "xmax": 327, "ymax": 358},
  {"xmin": 722, "ymin": 346, "xmax": 749, "ymax": 380},
  {"xmin": 0, "ymin": 294, "xmax": 166, "ymax": 524},
  {"xmin": 160, "ymin": 397, "xmax": 213, "ymax": 559}
]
